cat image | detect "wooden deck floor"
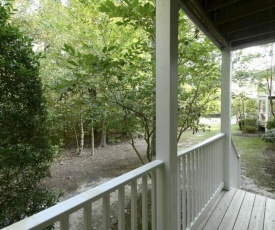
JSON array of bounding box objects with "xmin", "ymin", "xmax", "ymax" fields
[{"xmin": 197, "ymin": 188, "xmax": 275, "ymax": 230}]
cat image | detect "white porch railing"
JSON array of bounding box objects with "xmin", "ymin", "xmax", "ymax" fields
[
  {"xmin": 3, "ymin": 160, "xmax": 164, "ymax": 230},
  {"xmin": 3, "ymin": 134, "xmax": 230, "ymax": 230},
  {"xmin": 177, "ymin": 133, "xmax": 225, "ymax": 230},
  {"xmin": 231, "ymin": 138, "xmax": 241, "ymax": 189}
]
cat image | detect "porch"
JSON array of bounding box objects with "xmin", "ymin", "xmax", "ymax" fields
[
  {"xmin": 3, "ymin": 0, "xmax": 275, "ymax": 229},
  {"xmin": 198, "ymin": 188, "xmax": 275, "ymax": 230}
]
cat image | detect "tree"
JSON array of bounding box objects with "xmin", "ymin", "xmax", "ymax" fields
[
  {"xmin": 12, "ymin": 0, "xmax": 221, "ymax": 163},
  {"xmin": 0, "ymin": 2, "xmax": 57, "ymax": 227},
  {"xmin": 177, "ymin": 13, "xmax": 221, "ymax": 140},
  {"xmin": 233, "ymin": 44, "xmax": 275, "ymax": 120}
]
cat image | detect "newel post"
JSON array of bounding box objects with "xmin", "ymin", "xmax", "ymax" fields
[
  {"xmin": 156, "ymin": 0, "xmax": 179, "ymax": 229},
  {"xmin": 221, "ymin": 46, "xmax": 232, "ymax": 190}
]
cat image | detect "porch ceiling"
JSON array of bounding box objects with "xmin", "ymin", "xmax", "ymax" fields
[{"xmin": 180, "ymin": 0, "xmax": 275, "ymax": 50}]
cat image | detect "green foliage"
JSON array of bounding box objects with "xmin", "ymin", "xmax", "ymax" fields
[
  {"xmin": 262, "ymin": 130, "xmax": 275, "ymax": 144},
  {"xmin": 244, "ymin": 125, "xmax": 257, "ymax": 133},
  {"xmin": 238, "ymin": 118, "xmax": 257, "ymax": 133},
  {"xmin": 266, "ymin": 119, "xmax": 275, "ymax": 130},
  {"xmin": 12, "ymin": 0, "xmax": 222, "ymax": 162},
  {"xmin": 232, "ymin": 93, "xmax": 257, "ymax": 121},
  {"xmin": 0, "ymin": 3, "xmax": 57, "ymax": 227},
  {"xmin": 177, "ymin": 12, "xmax": 220, "ymax": 140}
]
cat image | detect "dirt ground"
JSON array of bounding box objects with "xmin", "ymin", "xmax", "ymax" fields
[
  {"xmin": 43, "ymin": 138, "xmax": 275, "ymax": 201},
  {"xmin": 240, "ymin": 146, "xmax": 275, "ymax": 199},
  {"xmin": 42, "ymin": 139, "xmax": 149, "ymax": 200}
]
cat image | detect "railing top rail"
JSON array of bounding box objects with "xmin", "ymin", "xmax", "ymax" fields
[
  {"xmin": 177, "ymin": 133, "xmax": 225, "ymax": 157},
  {"xmin": 3, "ymin": 160, "xmax": 164, "ymax": 230},
  {"xmin": 231, "ymin": 138, "xmax": 240, "ymax": 158}
]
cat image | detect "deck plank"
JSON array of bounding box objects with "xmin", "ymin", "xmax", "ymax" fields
[
  {"xmin": 233, "ymin": 192, "xmax": 256, "ymax": 230},
  {"xmin": 264, "ymin": 198, "xmax": 275, "ymax": 230},
  {"xmin": 248, "ymin": 195, "xmax": 267, "ymax": 230},
  {"xmin": 196, "ymin": 190, "xmax": 225, "ymax": 230},
  {"xmin": 203, "ymin": 188, "xmax": 236, "ymax": 230},
  {"xmin": 218, "ymin": 189, "xmax": 245, "ymax": 230}
]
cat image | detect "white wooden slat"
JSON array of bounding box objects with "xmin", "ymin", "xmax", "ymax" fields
[
  {"xmin": 83, "ymin": 203, "xmax": 92, "ymax": 230},
  {"xmin": 190, "ymin": 151, "xmax": 195, "ymax": 222},
  {"xmin": 118, "ymin": 187, "xmax": 125, "ymax": 230},
  {"xmin": 142, "ymin": 175, "xmax": 148, "ymax": 230},
  {"xmin": 194, "ymin": 150, "xmax": 198, "ymax": 218},
  {"xmin": 131, "ymin": 180, "xmax": 138, "ymax": 230},
  {"xmin": 248, "ymin": 195, "xmax": 266, "ymax": 230},
  {"xmin": 103, "ymin": 194, "xmax": 111, "ymax": 230},
  {"xmin": 209, "ymin": 144, "xmax": 213, "ymax": 194},
  {"xmin": 212, "ymin": 142, "xmax": 216, "ymax": 188},
  {"xmin": 218, "ymin": 139, "xmax": 222, "ymax": 184},
  {"xmin": 207, "ymin": 145, "xmax": 211, "ymax": 202},
  {"xmin": 205, "ymin": 145, "xmax": 209, "ymax": 202},
  {"xmin": 233, "ymin": 192, "xmax": 255, "ymax": 230},
  {"xmin": 203, "ymin": 188, "xmax": 236, "ymax": 230},
  {"xmin": 151, "ymin": 170, "xmax": 156, "ymax": 230},
  {"xmin": 187, "ymin": 153, "xmax": 191, "ymax": 228},
  {"xmin": 197, "ymin": 149, "xmax": 202, "ymax": 213},
  {"xmin": 215, "ymin": 141, "xmax": 218, "ymax": 188},
  {"xmin": 60, "ymin": 215, "xmax": 69, "ymax": 230},
  {"xmin": 220, "ymin": 139, "xmax": 224, "ymax": 183},
  {"xmin": 219, "ymin": 139, "xmax": 222, "ymax": 182},
  {"xmin": 181, "ymin": 155, "xmax": 186, "ymax": 230},
  {"xmin": 218, "ymin": 189, "xmax": 245, "ymax": 230},
  {"xmin": 202, "ymin": 146, "xmax": 207, "ymax": 208},
  {"xmin": 103, "ymin": 196, "xmax": 110, "ymax": 230},
  {"xmin": 264, "ymin": 198, "xmax": 275, "ymax": 230},
  {"xmin": 178, "ymin": 158, "xmax": 182, "ymax": 230}
]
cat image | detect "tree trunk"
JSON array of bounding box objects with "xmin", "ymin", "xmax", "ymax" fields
[
  {"xmin": 151, "ymin": 117, "xmax": 156, "ymax": 157},
  {"xmin": 100, "ymin": 114, "xmax": 106, "ymax": 147},
  {"xmin": 80, "ymin": 112, "xmax": 84, "ymax": 155},
  {"xmin": 91, "ymin": 125, "xmax": 94, "ymax": 156},
  {"xmin": 73, "ymin": 125, "xmax": 79, "ymax": 154}
]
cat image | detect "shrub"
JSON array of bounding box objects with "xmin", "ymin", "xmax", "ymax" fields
[
  {"xmin": 262, "ymin": 131, "xmax": 275, "ymax": 144},
  {"xmin": 266, "ymin": 119, "xmax": 275, "ymax": 130},
  {"xmin": 238, "ymin": 118, "xmax": 257, "ymax": 132},
  {"xmin": 238, "ymin": 119, "xmax": 244, "ymax": 130},
  {"xmin": 244, "ymin": 125, "xmax": 257, "ymax": 133},
  {"xmin": 0, "ymin": 3, "xmax": 57, "ymax": 227}
]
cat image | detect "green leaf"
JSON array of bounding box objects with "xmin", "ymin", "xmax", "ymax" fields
[{"xmin": 67, "ymin": 60, "xmax": 78, "ymax": 66}]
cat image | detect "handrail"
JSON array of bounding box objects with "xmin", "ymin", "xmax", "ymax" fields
[
  {"xmin": 231, "ymin": 138, "xmax": 240, "ymax": 158},
  {"xmin": 3, "ymin": 160, "xmax": 164, "ymax": 230},
  {"xmin": 231, "ymin": 138, "xmax": 241, "ymax": 189},
  {"xmin": 178, "ymin": 133, "xmax": 225, "ymax": 157}
]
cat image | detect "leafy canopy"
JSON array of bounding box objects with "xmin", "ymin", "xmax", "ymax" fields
[{"xmin": 0, "ymin": 2, "xmax": 57, "ymax": 227}]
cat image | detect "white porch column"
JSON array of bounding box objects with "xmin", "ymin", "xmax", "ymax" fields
[
  {"xmin": 221, "ymin": 46, "xmax": 232, "ymax": 190},
  {"xmin": 156, "ymin": 0, "xmax": 179, "ymax": 229}
]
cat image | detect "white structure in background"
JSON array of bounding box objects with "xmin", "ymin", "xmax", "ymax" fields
[
  {"xmin": 258, "ymin": 79, "xmax": 275, "ymax": 127},
  {"xmin": 258, "ymin": 94, "xmax": 275, "ymax": 127}
]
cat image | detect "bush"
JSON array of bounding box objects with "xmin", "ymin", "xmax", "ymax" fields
[
  {"xmin": 266, "ymin": 119, "xmax": 275, "ymax": 130},
  {"xmin": 0, "ymin": 3, "xmax": 57, "ymax": 227},
  {"xmin": 262, "ymin": 131, "xmax": 275, "ymax": 144},
  {"xmin": 244, "ymin": 125, "xmax": 257, "ymax": 133},
  {"xmin": 238, "ymin": 118, "xmax": 257, "ymax": 132}
]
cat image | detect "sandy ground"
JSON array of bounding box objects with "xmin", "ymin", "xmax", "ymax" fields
[
  {"xmin": 43, "ymin": 139, "xmax": 148, "ymax": 199},
  {"xmin": 43, "ymin": 136, "xmax": 275, "ymax": 200}
]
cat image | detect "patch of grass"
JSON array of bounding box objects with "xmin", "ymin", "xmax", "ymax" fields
[{"xmin": 232, "ymin": 128, "xmax": 275, "ymax": 192}]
